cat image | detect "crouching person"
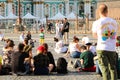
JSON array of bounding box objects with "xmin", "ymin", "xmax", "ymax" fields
[
  {"xmin": 33, "ymin": 45, "xmax": 53, "ymax": 75},
  {"xmin": 74, "ymin": 45, "xmax": 96, "ymax": 72}
]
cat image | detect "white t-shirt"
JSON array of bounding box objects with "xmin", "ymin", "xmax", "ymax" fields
[
  {"xmin": 69, "ymin": 42, "xmax": 79, "ymax": 53},
  {"xmin": 82, "ymin": 36, "xmax": 89, "ymax": 44},
  {"xmin": 54, "ymin": 40, "xmax": 67, "ymax": 54},
  {"xmin": 19, "ymin": 34, "xmax": 25, "ymax": 43},
  {"xmin": 92, "ymin": 17, "xmax": 117, "ymax": 51},
  {"xmin": 89, "ymin": 46, "xmax": 96, "ymax": 55},
  {"xmin": 55, "ymin": 23, "xmax": 61, "ymax": 38}
]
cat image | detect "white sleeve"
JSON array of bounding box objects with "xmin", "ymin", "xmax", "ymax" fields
[{"xmin": 92, "ymin": 21, "xmax": 97, "ymax": 33}]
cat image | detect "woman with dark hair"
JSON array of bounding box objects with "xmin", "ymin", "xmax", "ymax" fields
[
  {"xmin": 64, "ymin": 36, "xmax": 81, "ymax": 58},
  {"xmin": 54, "ymin": 37, "xmax": 68, "ymax": 54},
  {"xmin": 42, "ymin": 43, "xmax": 56, "ymax": 72}
]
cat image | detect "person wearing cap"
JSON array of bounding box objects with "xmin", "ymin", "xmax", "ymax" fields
[
  {"xmin": 85, "ymin": 43, "xmax": 97, "ymax": 56},
  {"xmin": 81, "ymin": 35, "xmax": 90, "ymax": 45},
  {"xmin": 39, "ymin": 29, "xmax": 44, "ymax": 44},
  {"xmin": 33, "ymin": 45, "xmax": 53, "ymax": 75}
]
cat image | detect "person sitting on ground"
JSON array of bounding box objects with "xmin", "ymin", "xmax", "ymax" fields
[
  {"xmin": 64, "ymin": 36, "xmax": 81, "ymax": 58},
  {"xmin": 2, "ymin": 40, "xmax": 15, "ymax": 74},
  {"xmin": 18, "ymin": 43, "xmax": 33, "ymax": 74},
  {"xmin": 74, "ymin": 45, "xmax": 96, "ymax": 72},
  {"xmin": 42, "ymin": 43, "xmax": 56, "ymax": 72},
  {"xmin": 85, "ymin": 43, "xmax": 97, "ymax": 56},
  {"xmin": 33, "ymin": 45, "xmax": 53, "ymax": 75},
  {"xmin": 54, "ymin": 37, "xmax": 68, "ymax": 54},
  {"xmin": 81, "ymin": 35, "xmax": 90, "ymax": 45},
  {"xmin": 11, "ymin": 43, "xmax": 25, "ymax": 74}
]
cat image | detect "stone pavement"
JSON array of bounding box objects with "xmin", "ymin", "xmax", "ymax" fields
[{"xmin": 0, "ymin": 33, "xmax": 118, "ymax": 80}]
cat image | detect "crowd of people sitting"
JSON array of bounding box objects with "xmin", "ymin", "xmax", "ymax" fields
[{"xmin": 0, "ymin": 31, "xmax": 119, "ymax": 78}]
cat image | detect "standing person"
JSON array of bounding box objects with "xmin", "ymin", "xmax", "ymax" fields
[
  {"xmin": 59, "ymin": 20, "xmax": 64, "ymax": 39},
  {"xmin": 55, "ymin": 20, "xmax": 61, "ymax": 38},
  {"xmin": 26, "ymin": 31, "xmax": 31, "ymax": 41},
  {"xmin": 19, "ymin": 32, "xmax": 25, "ymax": 43},
  {"xmin": 47, "ymin": 21, "xmax": 53, "ymax": 34},
  {"xmin": 62, "ymin": 18, "xmax": 70, "ymax": 45},
  {"xmin": 92, "ymin": 4, "xmax": 118, "ymax": 80},
  {"xmin": 39, "ymin": 29, "xmax": 45, "ymax": 45}
]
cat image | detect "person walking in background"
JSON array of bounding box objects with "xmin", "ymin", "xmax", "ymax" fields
[
  {"xmin": 62, "ymin": 18, "xmax": 70, "ymax": 45},
  {"xmin": 92, "ymin": 4, "xmax": 118, "ymax": 80},
  {"xmin": 39, "ymin": 29, "xmax": 45, "ymax": 45}
]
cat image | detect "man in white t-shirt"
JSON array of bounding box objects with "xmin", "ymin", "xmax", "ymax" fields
[{"xmin": 92, "ymin": 4, "xmax": 117, "ymax": 80}]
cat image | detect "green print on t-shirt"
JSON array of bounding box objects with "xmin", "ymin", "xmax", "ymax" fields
[{"xmin": 101, "ymin": 23, "xmax": 116, "ymax": 41}]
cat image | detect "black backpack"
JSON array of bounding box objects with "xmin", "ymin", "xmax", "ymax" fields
[{"xmin": 56, "ymin": 57, "xmax": 68, "ymax": 74}]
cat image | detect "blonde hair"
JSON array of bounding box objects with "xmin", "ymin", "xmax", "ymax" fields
[{"xmin": 98, "ymin": 4, "xmax": 108, "ymax": 14}]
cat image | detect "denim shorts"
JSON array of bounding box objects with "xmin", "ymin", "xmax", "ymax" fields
[{"xmin": 70, "ymin": 51, "xmax": 81, "ymax": 58}]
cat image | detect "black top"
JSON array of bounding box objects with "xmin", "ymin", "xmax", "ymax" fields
[
  {"xmin": 63, "ymin": 22, "xmax": 69, "ymax": 32},
  {"xmin": 34, "ymin": 54, "xmax": 50, "ymax": 68},
  {"xmin": 47, "ymin": 51, "xmax": 56, "ymax": 72},
  {"xmin": 18, "ymin": 52, "xmax": 29, "ymax": 72},
  {"xmin": 26, "ymin": 34, "xmax": 31, "ymax": 40}
]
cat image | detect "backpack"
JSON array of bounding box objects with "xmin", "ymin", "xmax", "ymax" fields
[{"xmin": 56, "ymin": 57, "xmax": 68, "ymax": 74}]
